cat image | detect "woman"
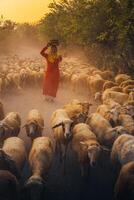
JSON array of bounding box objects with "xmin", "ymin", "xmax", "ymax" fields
[{"xmin": 40, "ymin": 42, "xmax": 62, "ymax": 102}]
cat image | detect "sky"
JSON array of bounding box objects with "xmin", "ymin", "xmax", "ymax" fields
[{"xmin": 0, "ymin": 0, "xmax": 53, "ymax": 23}]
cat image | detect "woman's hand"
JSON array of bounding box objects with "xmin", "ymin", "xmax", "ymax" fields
[{"xmin": 46, "ymin": 42, "xmax": 51, "ymax": 48}]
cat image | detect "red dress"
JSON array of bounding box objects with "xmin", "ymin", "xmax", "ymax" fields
[{"xmin": 41, "ymin": 46, "xmax": 62, "ymax": 97}]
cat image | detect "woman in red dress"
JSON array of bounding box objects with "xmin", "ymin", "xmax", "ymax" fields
[{"xmin": 40, "ymin": 42, "xmax": 62, "ymax": 102}]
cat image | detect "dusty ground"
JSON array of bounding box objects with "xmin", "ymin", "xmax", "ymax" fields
[
  {"xmin": 2, "ymin": 85, "xmax": 89, "ymax": 147},
  {"xmin": 1, "ymin": 85, "xmax": 114, "ymax": 200}
]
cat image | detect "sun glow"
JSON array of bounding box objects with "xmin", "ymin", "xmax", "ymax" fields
[{"xmin": 0, "ymin": 0, "xmax": 53, "ymax": 23}]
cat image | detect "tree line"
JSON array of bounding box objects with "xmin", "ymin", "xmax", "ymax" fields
[{"xmin": 39, "ymin": 0, "xmax": 134, "ymax": 74}]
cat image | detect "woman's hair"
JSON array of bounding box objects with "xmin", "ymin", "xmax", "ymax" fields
[{"xmin": 51, "ymin": 45, "xmax": 57, "ymax": 53}]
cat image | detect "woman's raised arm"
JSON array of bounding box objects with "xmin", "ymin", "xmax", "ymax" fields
[{"xmin": 40, "ymin": 43, "xmax": 50, "ymax": 58}]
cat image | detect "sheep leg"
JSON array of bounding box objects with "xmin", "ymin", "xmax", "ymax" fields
[
  {"xmin": 55, "ymin": 141, "xmax": 61, "ymax": 155},
  {"xmin": 62, "ymin": 144, "xmax": 68, "ymax": 175},
  {"xmin": 59, "ymin": 142, "xmax": 63, "ymax": 162},
  {"xmin": 55, "ymin": 141, "xmax": 58, "ymax": 153},
  {"xmin": 80, "ymin": 163, "xmax": 85, "ymax": 177}
]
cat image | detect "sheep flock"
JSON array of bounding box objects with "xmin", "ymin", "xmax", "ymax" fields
[{"xmin": 0, "ymin": 54, "xmax": 134, "ymax": 200}]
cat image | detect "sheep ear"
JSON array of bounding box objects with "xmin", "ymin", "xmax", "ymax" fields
[
  {"xmin": 80, "ymin": 141, "xmax": 86, "ymax": 147},
  {"xmin": 52, "ymin": 122, "xmax": 63, "ymax": 129},
  {"xmin": 80, "ymin": 142, "xmax": 88, "ymax": 150}
]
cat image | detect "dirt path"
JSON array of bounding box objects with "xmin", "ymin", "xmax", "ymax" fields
[{"xmin": 1, "ymin": 85, "xmax": 89, "ymax": 149}]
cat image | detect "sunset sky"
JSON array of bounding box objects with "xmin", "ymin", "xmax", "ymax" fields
[{"xmin": 0, "ymin": 0, "xmax": 53, "ymax": 23}]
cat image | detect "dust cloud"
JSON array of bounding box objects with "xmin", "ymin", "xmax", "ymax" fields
[{"xmin": 1, "ymin": 44, "xmax": 92, "ymax": 150}]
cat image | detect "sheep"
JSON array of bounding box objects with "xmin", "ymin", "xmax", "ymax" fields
[
  {"xmin": 103, "ymin": 98, "xmax": 121, "ymax": 109},
  {"xmin": 114, "ymin": 161, "xmax": 134, "ymax": 200},
  {"xmin": 92, "ymin": 70, "xmax": 102, "ymax": 76},
  {"xmin": 63, "ymin": 100, "xmax": 91, "ymax": 123},
  {"xmin": 120, "ymin": 79, "xmax": 134, "ymax": 88},
  {"xmin": 124, "ymin": 101, "xmax": 134, "ymax": 107},
  {"xmin": 123, "ymin": 85, "xmax": 134, "ymax": 94},
  {"xmin": 0, "ymin": 101, "xmax": 4, "ymax": 120},
  {"xmin": 109, "ymin": 86, "xmax": 123, "ymax": 92},
  {"xmin": 0, "ymin": 170, "xmax": 19, "ymax": 200},
  {"xmin": 129, "ymin": 91, "xmax": 134, "ymax": 101},
  {"xmin": 0, "ymin": 112, "xmax": 21, "ymax": 145},
  {"xmin": 23, "ymin": 109, "xmax": 44, "ymax": 141},
  {"xmin": 86, "ymin": 113, "xmax": 127, "ymax": 148},
  {"xmin": 88, "ymin": 75, "xmax": 105, "ymax": 93},
  {"xmin": 30, "ymin": 70, "xmax": 39, "ymax": 86},
  {"xmin": 102, "ymin": 90, "xmax": 129, "ymax": 105},
  {"xmin": 51, "ymin": 109, "xmax": 74, "ymax": 171},
  {"xmin": 12, "ymin": 72, "xmax": 22, "ymax": 90},
  {"xmin": 119, "ymin": 105, "xmax": 134, "ymax": 119},
  {"xmin": 99, "ymin": 70, "xmax": 114, "ymax": 80},
  {"xmin": 103, "ymin": 81, "xmax": 117, "ymax": 91},
  {"xmin": 20, "ymin": 68, "xmax": 29, "ymax": 87},
  {"xmin": 115, "ymin": 74, "xmax": 131, "ymax": 85},
  {"xmin": 72, "ymin": 123, "xmax": 104, "ymax": 176},
  {"xmin": 22, "ymin": 137, "xmax": 53, "ymax": 200},
  {"xmin": 71, "ymin": 74, "xmax": 88, "ymax": 92},
  {"xmin": 96, "ymin": 104, "xmax": 120, "ymax": 127},
  {"xmin": 111, "ymin": 134, "xmax": 134, "ymax": 171},
  {"xmin": 2, "ymin": 137, "xmax": 26, "ymax": 179},
  {"xmin": 118, "ymin": 114, "xmax": 134, "ymax": 135}
]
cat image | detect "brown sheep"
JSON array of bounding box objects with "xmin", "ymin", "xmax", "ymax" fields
[
  {"xmin": 129, "ymin": 91, "xmax": 134, "ymax": 101},
  {"xmin": 12, "ymin": 72, "xmax": 22, "ymax": 90},
  {"xmin": 124, "ymin": 100, "xmax": 134, "ymax": 107},
  {"xmin": 120, "ymin": 79, "xmax": 134, "ymax": 88},
  {"xmin": 88, "ymin": 75, "xmax": 105, "ymax": 93},
  {"xmin": 96, "ymin": 104, "xmax": 120, "ymax": 127},
  {"xmin": 2, "ymin": 137, "xmax": 26, "ymax": 179},
  {"xmin": 118, "ymin": 114, "xmax": 134, "ymax": 135},
  {"xmin": 0, "ymin": 112, "xmax": 21, "ymax": 146},
  {"xmin": 99, "ymin": 70, "xmax": 114, "ymax": 80},
  {"xmin": 63, "ymin": 100, "xmax": 91, "ymax": 123},
  {"xmin": 119, "ymin": 105, "xmax": 134, "ymax": 119},
  {"xmin": 0, "ymin": 170, "xmax": 19, "ymax": 200},
  {"xmin": 103, "ymin": 81, "xmax": 117, "ymax": 91},
  {"xmin": 115, "ymin": 74, "xmax": 131, "ymax": 85},
  {"xmin": 111, "ymin": 134, "xmax": 134, "ymax": 171},
  {"xmin": 94, "ymin": 92, "xmax": 102, "ymax": 102},
  {"xmin": 22, "ymin": 137, "xmax": 53, "ymax": 200},
  {"xmin": 109, "ymin": 86, "xmax": 123, "ymax": 92},
  {"xmin": 51, "ymin": 109, "xmax": 74, "ymax": 172},
  {"xmin": 86, "ymin": 113, "xmax": 128, "ymax": 148},
  {"xmin": 102, "ymin": 90, "xmax": 129, "ymax": 105},
  {"xmin": 114, "ymin": 161, "xmax": 134, "ymax": 200},
  {"xmin": 23, "ymin": 109, "xmax": 44, "ymax": 141},
  {"xmin": 103, "ymin": 98, "xmax": 121, "ymax": 109},
  {"xmin": 123, "ymin": 85, "xmax": 134, "ymax": 94},
  {"xmin": 72, "ymin": 123, "xmax": 104, "ymax": 176}
]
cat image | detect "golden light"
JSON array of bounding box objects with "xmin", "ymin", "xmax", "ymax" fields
[{"xmin": 0, "ymin": 0, "xmax": 53, "ymax": 23}]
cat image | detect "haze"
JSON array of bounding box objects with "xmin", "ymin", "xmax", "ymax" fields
[{"xmin": 0, "ymin": 0, "xmax": 53, "ymax": 23}]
